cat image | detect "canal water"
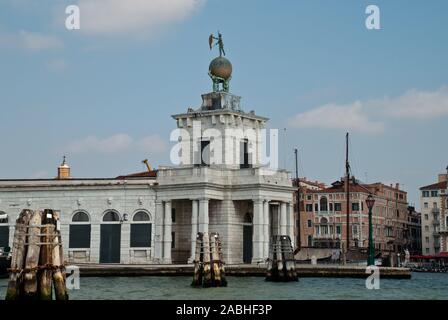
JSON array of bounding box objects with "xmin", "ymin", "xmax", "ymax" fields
[{"xmin": 1, "ymin": 273, "xmax": 447, "ymax": 300}]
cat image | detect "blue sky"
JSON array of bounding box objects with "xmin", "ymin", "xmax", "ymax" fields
[{"xmin": 0, "ymin": 0, "xmax": 447, "ymax": 207}]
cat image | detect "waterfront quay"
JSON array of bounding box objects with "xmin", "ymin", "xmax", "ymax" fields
[{"xmin": 76, "ymin": 263, "xmax": 411, "ymax": 279}]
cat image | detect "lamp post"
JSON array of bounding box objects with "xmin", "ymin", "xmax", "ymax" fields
[{"xmin": 366, "ymin": 194, "xmax": 375, "ymax": 266}]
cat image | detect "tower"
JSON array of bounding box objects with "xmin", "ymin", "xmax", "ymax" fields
[{"xmin": 57, "ymin": 156, "xmax": 71, "ymax": 179}]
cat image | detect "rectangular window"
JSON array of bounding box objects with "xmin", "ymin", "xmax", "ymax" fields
[
  {"xmin": 352, "ymin": 203, "xmax": 360, "ymax": 211},
  {"xmin": 329, "ymin": 203, "xmax": 333, "ymax": 211},
  {"xmin": 306, "ymin": 204, "xmax": 313, "ymax": 212},
  {"xmin": 171, "ymin": 208, "xmax": 176, "ymax": 223},
  {"xmin": 130, "ymin": 224, "xmax": 152, "ymax": 247},
  {"xmin": 425, "ymin": 237, "xmax": 429, "ymax": 244},
  {"xmin": 431, "ymin": 191, "xmax": 438, "ymax": 197},
  {"xmin": 172, "ymin": 232, "xmax": 176, "ymax": 249},
  {"xmin": 422, "ymin": 191, "xmax": 430, "ymax": 197},
  {"xmin": 69, "ymin": 225, "xmax": 91, "ymax": 248},
  {"xmin": 201, "ymin": 140, "xmax": 210, "ymax": 166},
  {"xmin": 314, "ymin": 203, "xmax": 318, "ymax": 212},
  {"xmin": 424, "ymin": 202, "xmax": 428, "ymax": 209},
  {"xmin": 433, "ymin": 202, "xmax": 438, "ymax": 209},
  {"xmin": 424, "ymin": 214, "xmax": 429, "ymax": 220},
  {"xmin": 336, "ymin": 225, "xmax": 341, "ymax": 234},
  {"xmin": 334, "ymin": 203, "xmax": 342, "ymax": 211},
  {"xmin": 307, "ymin": 220, "xmax": 312, "ymax": 228},
  {"xmin": 307, "ymin": 195, "xmax": 312, "ymax": 201},
  {"xmin": 240, "ymin": 139, "xmax": 251, "ymax": 169}
]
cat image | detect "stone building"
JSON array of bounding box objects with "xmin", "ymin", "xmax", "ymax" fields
[
  {"xmin": 296, "ymin": 178, "xmax": 412, "ymax": 257},
  {"xmin": 0, "ymin": 54, "xmax": 294, "ymax": 265},
  {"xmin": 420, "ymin": 169, "xmax": 448, "ymax": 255},
  {"xmin": 292, "ymin": 178, "xmax": 326, "ymax": 248}
]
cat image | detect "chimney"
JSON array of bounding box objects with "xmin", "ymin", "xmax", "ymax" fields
[
  {"xmin": 395, "ymin": 183, "xmax": 400, "ymax": 190},
  {"xmin": 57, "ymin": 156, "xmax": 71, "ymax": 179}
]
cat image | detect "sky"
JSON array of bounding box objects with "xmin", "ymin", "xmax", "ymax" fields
[{"xmin": 0, "ymin": 0, "xmax": 447, "ymax": 208}]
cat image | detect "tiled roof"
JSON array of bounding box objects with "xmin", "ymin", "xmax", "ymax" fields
[
  {"xmin": 420, "ymin": 181, "xmax": 447, "ymax": 190},
  {"xmin": 115, "ymin": 171, "xmax": 158, "ymax": 179}
]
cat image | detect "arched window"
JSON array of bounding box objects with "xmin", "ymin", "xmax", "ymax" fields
[
  {"xmin": 103, "ymin": 211, "xmax": 120, "ymax": 222},
  {"xmin": 72, "ymin": 211, "xmax": 89, "ymax": 222},
  {"xmin": 133, "ymin": 211, "xmax": 150, "ymax": 222},
  {"xmin": 130, "ymin": 211, "xmax": 152, "ymax": 248},
  {"xmin": 320, "ymin": 197, "xmax": 328, "ymax": 212},
  {"xmin": 0, "ymin": 211, "xmax": 9, "ymax": 248},
  {"xmin": 69, "ymin": 211, "xmax": 91, "ymax": 249}
]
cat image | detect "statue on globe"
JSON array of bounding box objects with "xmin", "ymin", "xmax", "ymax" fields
[
  {"xmin": 208, "ymin": 32, "xmax": 232, "ymax": 92},
  {"xmin": 209, "ymin": 32, "xmax": 225, "ymax": 57}
]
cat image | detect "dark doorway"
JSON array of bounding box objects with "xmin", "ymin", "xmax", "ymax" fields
[
  {"xmin": 0, "ymin": 226, "xmax": 9, "ymax": 248},
  {"xmin": 243, "ymin": 212, "xmax": 253, "ymax": 263},
  {"xmin": 100, "ymin": 224, "xmax": 121, "ymax": 263}
]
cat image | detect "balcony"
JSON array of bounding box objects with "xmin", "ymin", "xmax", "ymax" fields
[
  {"xmin": 314, "ymin": 234, "xmax": 341, "ymax": 240},
  {"xmin": 439, "ymin": 226, "xmax": 448, "ymax": 234}
]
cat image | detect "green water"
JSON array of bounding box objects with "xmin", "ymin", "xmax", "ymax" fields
[{"xmin": 1, "ymin": 273, "xmax": 447, "ymax": 300}]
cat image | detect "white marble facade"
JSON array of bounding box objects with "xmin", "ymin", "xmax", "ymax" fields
[{"xmin": 0, "ymin": 91, "xmax": 294, "ymax": 265}]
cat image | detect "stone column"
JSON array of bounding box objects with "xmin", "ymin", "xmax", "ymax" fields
[
  {"xmin": 263, "ymin": 200, "xmax": 270, "ymax": 259},
  {"xmin": 154, "ymin": 200, "xmax": 164, "ymax": 261},
  {"xmin": 163, "ymin": 201, "xmax": 172, "ymax": 264},
  {"xmin": 198, "ymin": 198, "xmax": 209, "ymax": 233},
  {"xmin": 189, "ymin": 199, "xmax": 199, "ymax": 263},
  {"xmin": 288, "ymin": 202, "xmax": 295, "ymax": 248},
  {"xmin": 280, "ymin": 202, "xmax": 287, "ymax": 235},
  {"xmin": 252, "ymin": 198, "xmax": 264, "ymax": 263}
]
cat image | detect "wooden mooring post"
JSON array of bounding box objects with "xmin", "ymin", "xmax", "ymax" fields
[
  {"xmin": 266, "ymin": 235, "xmax": 298, "ymax": 282},
  {"xmin": 191, "ymin": 232, "xmax": 227, "ymax": 288},
  {"xmin": 5, "ymin": 209, "xmax": 68, "ymax": 300}
]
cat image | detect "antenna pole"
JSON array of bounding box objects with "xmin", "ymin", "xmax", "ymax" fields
[
  {"xmin": 344, "ymin": 133, "xmax": 350, "ymax": 264},
  {"xmin": 295, "ymin": 148, "xmax": 301, "ymax": 250}
]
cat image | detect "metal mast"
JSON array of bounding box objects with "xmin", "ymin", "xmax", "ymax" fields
[
  {"xmin": 295, "ymin": 148, "xmax": 301, "ymax": 250},
  {"xmin": 345, "ymin": 133, "xmax": 351, "ymax": 264}
]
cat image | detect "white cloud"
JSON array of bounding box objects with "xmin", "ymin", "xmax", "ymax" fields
[
  {"xmin": 373, "ymin": 86, "xmax": 448, "ymax": 120},
  {"xmin": 0, "ymin": 30, "xmax": 63, "ymax": 52},
  {"xmin": 67, "ymin": 133, "xmax": 168, "ymax": 154},
  {"xmin": 289, "ymin": 86, "xmax": 448, "ymax": 133},
  {"xmin": 77, "ymin": 0, "xmax": 204, "ymax": 36},
  {"xmin": 288, "ymin": 102, "xmax": 385, "ymax": 134},
  {"xmin": 46, "ymin": 58, "xmax": 69, "ymax": 71}
]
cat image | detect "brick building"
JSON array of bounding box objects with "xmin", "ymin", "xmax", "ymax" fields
[
  {"xmin": 420, "ymin": 169, "xmax": 448, "ymax": 255},
  {"xmin": 295, "ymin": 178, "xmax": 413, "ymax": 258}
]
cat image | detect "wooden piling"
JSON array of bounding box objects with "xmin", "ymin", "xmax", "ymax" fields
[
  {"xmin": 202, "ymin": 232, "xmax": 212, "ymax": 287},
  {"xmin": 210, "ymin": 233, "xmax": 222, "ymax": 286},
  {"xmin": 216, "ymin": 235, "xmax": 227, "ymax": 287},
  {"xmin": 23, "ymin": 210, "xmax": 42, "ymax": 299},
  {"xmin": 266, "ymin": 235, "xmax": 298, "ymax": 282},
  {"xmin": 191, "ymin": 232, "xmax": 227, "ymax": 288},
  {"xmin": 191, "ymin": 233, "xmax": 203, "ymax": 287},
  {"xmin": 51, "ymin": 211, "xmax": 68, "ymax": 300},
  {"xmin": 5, "ymin": 209, "xmax": 32, "ymax": 300},
  {"xmin": 39, "ymin": 209, "xmax": 55, "ymax": 300}
]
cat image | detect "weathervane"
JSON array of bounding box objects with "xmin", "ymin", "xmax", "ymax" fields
[
  {"xmin": 209, "ymin": 32, "xmax": 225, "ymax": 57},
  {"xmin": 208, "ymin": 31, "xmax": 232, "ymax": 93}
]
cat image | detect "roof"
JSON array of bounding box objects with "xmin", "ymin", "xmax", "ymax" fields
[
  {"xmin": 115, "ymin": 170, "xmax": 158, "ymax": 179},
  {"xmin": 420, "ymin": 181, "xmax": 447, "ymax": 191}
]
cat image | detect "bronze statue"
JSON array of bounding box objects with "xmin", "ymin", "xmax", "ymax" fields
[{"xmin": 209, "ymin": 32, "xmax": 225, "ymax": 57}]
